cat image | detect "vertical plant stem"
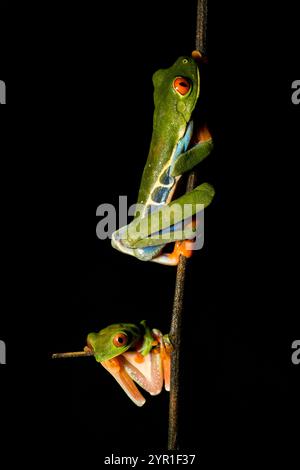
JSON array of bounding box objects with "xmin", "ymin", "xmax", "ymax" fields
[
  {"xmin": 167, "ymin": 256, "xmax": 187, "ymax": 450},
  {"xmin": 167, "ymin": 0, "xmax": 208, "ymax": 450},
  {"xmin": 196, "ymin": 0, "xmax": 208, "ymax": 54},
  {"xmin": 167, "ymin": 173, "xmax": 196, "ymax": 450}
]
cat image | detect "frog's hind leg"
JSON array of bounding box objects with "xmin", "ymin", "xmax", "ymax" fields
[
  {"xmin": 100, "ymin": 356, "xmax": 146, "ymax": 407},
  {"xmin": 151, "ymin": 217, "xmax": 196, "ymax": 266}
]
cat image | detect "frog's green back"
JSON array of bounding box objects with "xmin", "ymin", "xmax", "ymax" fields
[{"xmin": 137, "ymin": 56, "xmax": 200, "ymax": 215}]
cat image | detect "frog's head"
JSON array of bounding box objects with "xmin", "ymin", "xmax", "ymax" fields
[
  {"xmin": 86, "ymin": 323, "xmax": 142, "ymax": 362},
  {"xmin": 152, "ymin": 56, "xmax": 200, "ymax": 124}
]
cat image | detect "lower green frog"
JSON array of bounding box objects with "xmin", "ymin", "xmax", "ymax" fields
[{"xmin": 85, "ymin": 321, "xmax": 171, "ymax": 406}]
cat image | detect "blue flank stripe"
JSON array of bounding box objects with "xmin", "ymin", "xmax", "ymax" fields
[
  {"xmin": 170, "ymin": 120, "xmax": 193, "ymax": 174},
  {"xmin": 149, "ymin": 120, "xmax": 194, "ymax": 208},
  {"xmin": 152, "ymin": 186, "xmax": 170, "ymax": 203},
  {"xmin": 159, "ymin": 167, "xmax": 173, "ymax": 185},
  {"xmin": 139, "ymin": 121, "xmax": 194, "ymax": 255}
]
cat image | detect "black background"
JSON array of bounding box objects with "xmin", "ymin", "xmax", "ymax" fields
[{"xmin": 0, "ymin": 0, "xmax": 299, "ymax": 466}]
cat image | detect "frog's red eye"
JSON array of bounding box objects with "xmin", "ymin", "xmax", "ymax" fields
[
  {"xmin": 113, "ymin": 333, "xmax": 128, "ymax": 348},
  {"xmin": 173, "ymin": 77, "xmax": 191, "ymax": 96}
]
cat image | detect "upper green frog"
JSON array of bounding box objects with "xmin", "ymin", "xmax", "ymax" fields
[{"xmin": 112, "ymin": 54, "xmax": 214, "ymax": 265}]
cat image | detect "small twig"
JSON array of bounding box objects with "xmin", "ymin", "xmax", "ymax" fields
[{"xmin": 52, "ymin": 350, "xmax": 94, "ymax": 359}]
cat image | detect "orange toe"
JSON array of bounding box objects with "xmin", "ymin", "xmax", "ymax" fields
[{"xmin": 168, "ymin": 240, "xmax": 193, "ymax": 264}]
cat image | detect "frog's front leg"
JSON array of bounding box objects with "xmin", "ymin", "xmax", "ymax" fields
[
  {"xmin": 170, "ymin": 125, "xmax": 213, "ymax": 178},
  {"xmin": 101, "ymin": 356, "xmax": 146, "ymax": 407},
  {"xmin": 151, "ymin": 330, "xmax": 172, "ymax": 391}
]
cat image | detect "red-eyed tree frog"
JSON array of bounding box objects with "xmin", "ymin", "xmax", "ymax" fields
[
  {"xmin": 85, "ymin": 321, "xmax": 171, "ymax": 407},
  {"xmin": 112, "ymin": 53, "xmax": 215, "ymax": 265}
]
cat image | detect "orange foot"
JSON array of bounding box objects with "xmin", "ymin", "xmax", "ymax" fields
[
  {"xmin": 168, "ymin": 240, "xmax": 193, "ymax": 265},
  {"xmin": 193, "ymin": 124, "xmax": 212, "ymax": 144}
]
